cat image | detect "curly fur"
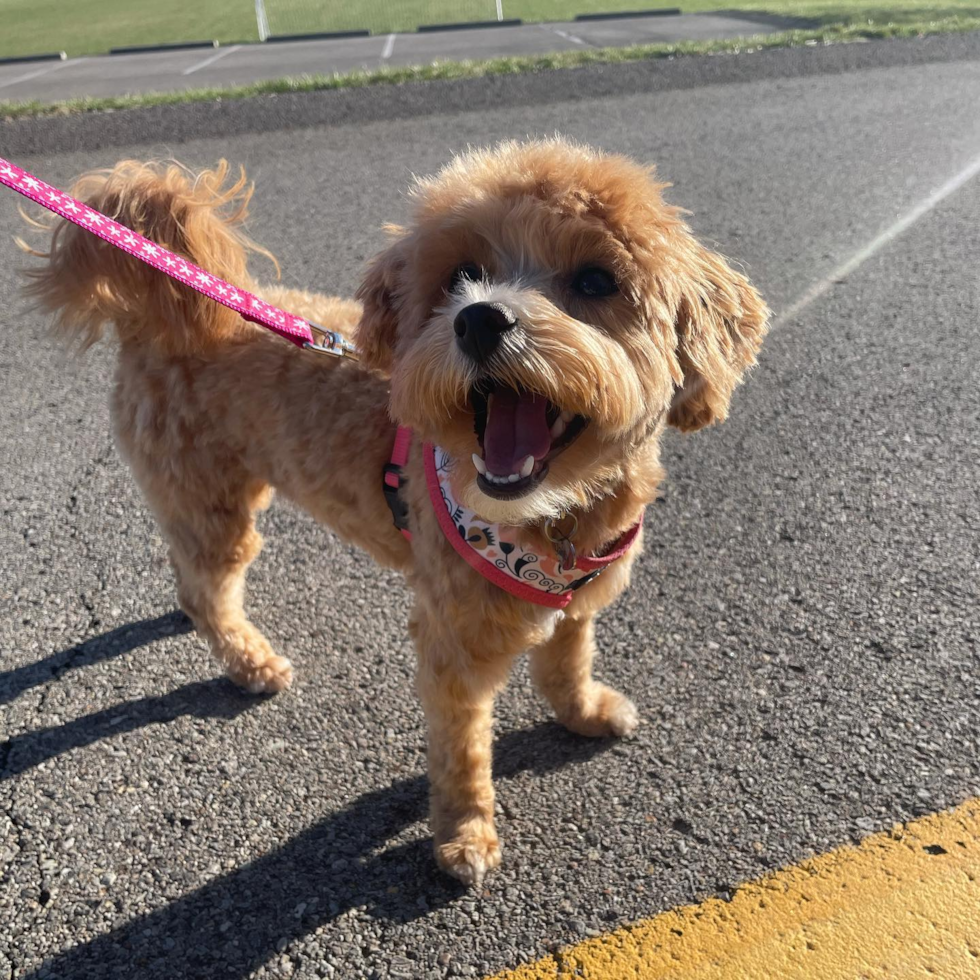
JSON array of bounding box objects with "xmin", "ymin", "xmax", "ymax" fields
[{"xmin": 23, "ymin": 139, "xmax": 768, "ymax": 885}]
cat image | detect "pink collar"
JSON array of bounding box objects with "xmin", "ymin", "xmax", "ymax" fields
[{"xmin": 387, "ymin": 428, "xmax": 641, "ymax": 609}]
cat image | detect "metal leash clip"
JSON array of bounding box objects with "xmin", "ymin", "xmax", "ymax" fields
[
  {"xmin": 304, "ymin": 323, "xmax": 359, "ymax": 359},
  {"xmin": 544, "ymin": 512, "xmax": 579, "ymax": 572}
]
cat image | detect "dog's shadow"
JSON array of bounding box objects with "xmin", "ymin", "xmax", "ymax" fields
[
  {"xmin": 7, "ymin": 617, "xmax": 615, "ymax": 980},
  {"xmin": 0, "ymin": 609, "xmax": 193, "ymax": 709}
]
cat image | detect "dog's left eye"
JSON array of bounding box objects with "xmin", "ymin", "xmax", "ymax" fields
[
  {"xmin": 449, "ymin": 262, "xmax": 483, "ymax": 293},
  {"xmin": 572, "ymin": 267, "xmax": 618, "ymax": 298}
]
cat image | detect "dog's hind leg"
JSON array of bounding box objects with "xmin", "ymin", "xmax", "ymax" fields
[
  {"xmin": 147, "ymin": 477, "xmax": 293, "ymax": 694},
  {"xmin": 529, "ymin": 613, "xmax": 638, "ymax": 738}
]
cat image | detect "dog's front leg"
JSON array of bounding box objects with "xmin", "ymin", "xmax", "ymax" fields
[
  {"xmin": 530, "ymin": 612, "xmax": 639, "ymax": 738},
  {"xmin": 411, "ymin": 607, "xmax": 515, "ymax": 887}
]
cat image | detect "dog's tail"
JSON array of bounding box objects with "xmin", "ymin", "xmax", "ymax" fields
[{"xmin": 19, "ymin": 159, "xmax": 277, "ymax": 357}]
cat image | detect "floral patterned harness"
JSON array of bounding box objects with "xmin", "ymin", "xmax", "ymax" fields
[{"xmin": 384, "ymin": 427, "xmax": 642, "ymax": 609}]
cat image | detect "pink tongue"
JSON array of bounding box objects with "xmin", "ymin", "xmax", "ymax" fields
[{"xmin": 484, "ymin": 389, "xmax": 552, "ymax": 475}]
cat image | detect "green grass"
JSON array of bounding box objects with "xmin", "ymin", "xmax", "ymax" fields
[
  {"xmin": 2, "ymin": 0, "xmax": 980, "ymax": 59},
  {"xmin": 3, "ymin": 15, "xmax": 979, "ymax": 121}
]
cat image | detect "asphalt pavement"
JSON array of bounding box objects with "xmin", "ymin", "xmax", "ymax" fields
[
  {"xmin": 1, "ymin": 34, "xmax": 979, "ymax": 980},
  {"xmin": 0, "ymin": 11, "xmax": 804, "ymax": 105}
]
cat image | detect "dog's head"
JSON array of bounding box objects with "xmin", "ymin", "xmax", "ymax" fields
[{"xmin": 356, "ymin": 139, "xmax": 769, "ymax": 524}]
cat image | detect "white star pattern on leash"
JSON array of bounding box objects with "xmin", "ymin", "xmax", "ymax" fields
[{"xmin": 0, "ymin": 161, "xmax": 327, "ymax": 349}]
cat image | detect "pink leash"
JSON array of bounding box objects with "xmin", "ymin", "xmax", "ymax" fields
[
  {"xmin": 0, "ymin": 155, "xmax": 357, "ymax": 358},
  {"xmin": 1, "ymin": 156, "xmax": 645, "ymax": 591}
]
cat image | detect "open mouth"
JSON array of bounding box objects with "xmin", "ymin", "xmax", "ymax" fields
[{"xmin": 469, "ymin": 380, "xmax": 588, "ymax": 500}]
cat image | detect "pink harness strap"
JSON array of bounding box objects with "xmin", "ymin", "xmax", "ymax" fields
[{"xmin": 382, "ymin": 426, "xmax": 414, "ymax": 539}]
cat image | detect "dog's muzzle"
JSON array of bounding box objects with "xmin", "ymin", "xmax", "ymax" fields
[{"xmin": 454, "ymin": 302, "xmax": 516, "ymax": 365}]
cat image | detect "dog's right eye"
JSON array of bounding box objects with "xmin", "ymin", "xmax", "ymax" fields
[
  {"xmin": 449, "ymin": 262, "xmax": 483, "ymax": 293},
  {"xmin": 572, "ymin": 266, "xmax": 618, "ymax": 298}
]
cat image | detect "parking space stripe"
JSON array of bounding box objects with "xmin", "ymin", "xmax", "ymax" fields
[
  {"xmin": 182, "ymin": 44, "xmax": 241, "ymax": 75},
  {"xmin": 777, "ymin": 148, "xmax": 980, "ymax": 327},
  {"xmin": 539, "ymin": 24, "xmax": 587, "ymax": 46},
  {"xmin": 488, "ymin": 798, "xmax": 980, "ymax": 979},
  {"xmin": 381, "ymin": 33, "xmax": 397, "ymax": 60},
  {"xmin": 0, "ymin": 57, "xmax": 79, "ymax": 91}
]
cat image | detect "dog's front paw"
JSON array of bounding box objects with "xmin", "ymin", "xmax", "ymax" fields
[
  {"xmin": 234, "ymin": 654, "xmax": 294, "ymax": 694},
  {"xmin": 220, "ymin": 628, "xmax": 294, "ymax": 694},
  {"xmin": 559, "ymin": 683, "xmax": 639, "ymax": 738},
  {"xmin": 434, "ymin": 818, "xmax": 501, "ymax": 887}
]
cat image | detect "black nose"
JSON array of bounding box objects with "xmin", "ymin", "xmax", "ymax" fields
[{"xmin": 454, "ymin": 303, "xmax": 516, "ymax": 364}]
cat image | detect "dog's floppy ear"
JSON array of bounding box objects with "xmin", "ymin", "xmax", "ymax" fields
[
  {"xmin": 667, "ymin": 244, "xmax": 769, "ymax": 432},
  {"xmin": 354, "ymin": 227, "xmax": 408, "ymax": 374}
]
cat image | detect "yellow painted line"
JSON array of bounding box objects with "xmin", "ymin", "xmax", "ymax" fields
[{"xmin": 491, "ymin": 798, "xmax": 980, "ymax": 980}]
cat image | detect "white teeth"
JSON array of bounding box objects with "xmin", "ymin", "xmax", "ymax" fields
[
  {"xmin": 550, "ymin": 417, "xmax": 566, "ymax": 440},
  {"xmin": 482, "ymin": 465, "xmax": 531, "ymax": 485},
  {"xmin": 472, "ymin": 454, "xmax": 487, "ymax": 476},
  {"xmin": 560, "ymin": 410, "xmax": 574, "ymax": 423}
]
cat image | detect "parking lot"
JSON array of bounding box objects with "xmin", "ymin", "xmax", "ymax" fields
[
  {"xmin": 0, "ymin": 11, "xmax": 800, "ymax": 103},
  {"xmin": 2, "ymin": 31, "xmax": 979, "ymax": 980}
]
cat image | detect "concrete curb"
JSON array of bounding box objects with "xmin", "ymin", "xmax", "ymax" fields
[
  {"xmin": 109, "ymin": 41, "xmax": 219, "ymax": 55},
  {"xmin": 267, "ymin": 30, "xmax": 370, "ymax": 42},
  {"xmin": 574, "ymin": 8, "xmax": 681, "ymax": 21},
  {"xmin": 418, "ymin": 19, "xmax": 522, "ymax": 33},
  {"xmin": 0, "ymin": 52, "xmax": 66, "ymax": 66}
]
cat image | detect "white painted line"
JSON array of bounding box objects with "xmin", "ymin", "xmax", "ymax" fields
[
  {"xmin": 538, "ymin": 23, "xmax": 586, "ymax": 46},
  {"xmin": 381, "ymin": 33, "xmax": 396, "ymax": 60},
  {"xmin": 0, "ymin": 57, "xmax": 81, "ymax": 91},
  {"xmin": 777, "ymin": 150, "xmax": 980, "ymax": 326},
  {"xmin": 182, "ymin": 44, "xmax": 241, "ymax": 75}
]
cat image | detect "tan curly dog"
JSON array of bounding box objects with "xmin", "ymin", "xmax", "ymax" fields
[{"xmin": 24, "ymin": 138, "xmax": 768, "ymax": 885}]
